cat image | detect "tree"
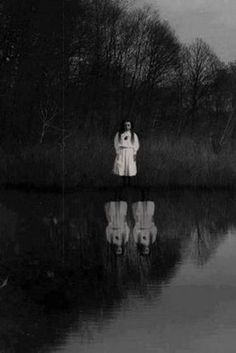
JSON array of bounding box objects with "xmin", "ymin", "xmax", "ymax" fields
[{"xmin": 181, "ymin": 38, "xmax": 222, "ymax": 132}]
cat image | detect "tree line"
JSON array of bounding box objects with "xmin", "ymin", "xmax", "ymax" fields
[{"xmin": 0, "ymin": 0, "xmax": 236, "ymax": 148}]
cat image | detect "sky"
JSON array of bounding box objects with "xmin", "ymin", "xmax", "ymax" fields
[{"xmin": 135, "ymin": 0, "xmax": 236, "ymax": 63}]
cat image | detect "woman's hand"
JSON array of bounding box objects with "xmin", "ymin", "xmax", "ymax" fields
[{"xmin": 116, "ymin": 153, "xmax": 121, "ymax": 162}]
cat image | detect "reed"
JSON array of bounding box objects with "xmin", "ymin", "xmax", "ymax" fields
[{"xmin": 1, "ymin": 133, "xmax": 236, "ymax": 188}]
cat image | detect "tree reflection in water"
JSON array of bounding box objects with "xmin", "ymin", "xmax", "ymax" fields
[{"xmin": 0, "ymin": 190, "xmax": 235, "ymax": 352}]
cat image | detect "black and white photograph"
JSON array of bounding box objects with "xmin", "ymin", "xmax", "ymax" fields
[{"xmin": 0, "ymin": 0, "xmax": 236, "ymax": 352}]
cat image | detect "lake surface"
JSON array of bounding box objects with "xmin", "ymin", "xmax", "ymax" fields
[{"xmin": 0, "ymin": 187, "xmax": 236, "ymax": 353}]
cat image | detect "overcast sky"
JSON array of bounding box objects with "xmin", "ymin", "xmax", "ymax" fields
[{"xmin": 135, "ymin": 0, "xmax": 236, "ymax": 63}]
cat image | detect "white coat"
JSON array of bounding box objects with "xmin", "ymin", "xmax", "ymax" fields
[
  {"xmin": 104, "ymin": 201, "xmax": 130, "ymax": 246},
  {"xmin": 132, "ymin": 201, "xmax": 157, "ymax": 246},
  {"xmin": 112, "ymin": 130, "xmax": 139, "ymax": 176}
]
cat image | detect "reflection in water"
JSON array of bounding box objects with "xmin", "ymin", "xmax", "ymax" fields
[
  {"xmin": 0, "ymin": 190, "xmax": 235, "ymax": 352},
  {"xmin": 189, "ymin": 216, "xmax": 228, "ymax": 266},
  {"xmin": 105, "ymin": 201, "xmax": 129, "ymax": 255},
  {"xmin": 132, "ymin": 201, "xmax": 157, "ymax": 255},
  {"xmin": 104, "ymin": 200, "xmax": 157, "ymax": 256}
]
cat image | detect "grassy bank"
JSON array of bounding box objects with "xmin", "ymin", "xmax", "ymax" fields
[{"xmin": 1, "ymin": 133, "xmax": 236, "ymax": 189}]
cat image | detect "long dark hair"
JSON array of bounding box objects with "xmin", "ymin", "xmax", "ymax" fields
[
  {"xmin": 118, "ymin": 119, "xmax": 135, "ymax": 143},
  {"xmin": 136, "ymin": 243, "xmax": 151, "ymax": 257}
]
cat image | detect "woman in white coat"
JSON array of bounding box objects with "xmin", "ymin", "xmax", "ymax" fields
[
  {"xmin": 112, "ymin": 120, "xmax": 140, "ymax": 186},
  {"xmin": 132, "ymin": 201, "xmax": 157, "ymax": 256},
  {"xmin": 104, "ymin": 201, "xmax": 130, "ymax": 255}
]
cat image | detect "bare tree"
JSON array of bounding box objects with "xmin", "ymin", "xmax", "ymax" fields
[
  {"xmin": 39, "ymin": 99, "xmax": 59, "ymax": 144},
  {"xmin": 217, "ymin": 62, "xmax": 236, "ymax": 148},
  {"xmin": 146, "ymin": 17, "xmax": 180, "ymax": 89},
  {"xmin": 182, "ymin": 38, "xmax": 222, "ymax": 131}
]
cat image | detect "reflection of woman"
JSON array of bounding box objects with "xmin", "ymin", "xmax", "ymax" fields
[
  {"xmin": 112, "ymin": 120, "xmax": 140, "ymax": 186},
  {"xmin": 104, "ymin": 201, "xmax": 130, "ymax": 255},
  {"xmin": 132, "ymin": 201, "xmax": 157, "ymax": 256}
]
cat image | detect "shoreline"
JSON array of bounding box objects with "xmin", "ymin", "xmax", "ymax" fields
[
  {"xmin": 1, "ymin": 134, "xmax": 236, "ymax": 194},
  {"xmin": 1, "ymin": 182, "xmax": 236, "ymax": 194}
]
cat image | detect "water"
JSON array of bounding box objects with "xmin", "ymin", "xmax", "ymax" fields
[{"xmin": 0, "ymin": 187, "xmax": 236, "ymax": 353}]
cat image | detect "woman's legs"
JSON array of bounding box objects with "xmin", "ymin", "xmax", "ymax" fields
[
  {"xmin": 122, "ymin": 176, "xmax": 135, "ymax": 186},
  {"xmin": 122, "ymin": 176, "xmax": 130, "ymax": 186},
  {"xmin": 122, "ymin": 176, "xmax": 127, "ymax": 186}
]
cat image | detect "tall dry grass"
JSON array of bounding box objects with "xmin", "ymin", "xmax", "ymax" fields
[{"xmin": 0, "ymin": 132, "xmax": 236, "ymax": 188}]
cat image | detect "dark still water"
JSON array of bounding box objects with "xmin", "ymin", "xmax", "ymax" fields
[{"xmin": 0, "ymin": 187, "xmax": 236, "ymax": 353}]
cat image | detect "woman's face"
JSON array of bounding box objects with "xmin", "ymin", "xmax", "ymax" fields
[
  {"xmin": 143, "ymin": 246, "xmax": 150, "ymax": 255},
  {"xmin": 124, "ymin": 121, "xmax": 131, "ymax": 131},
  {"xmin": 116, "ymin": 246, "xmax": 123, "ymax": 255}
]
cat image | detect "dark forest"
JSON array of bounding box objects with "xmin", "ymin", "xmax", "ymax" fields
[{"xmin": 0, "ymin": 0, "xmax": 236, "ymax": 188}]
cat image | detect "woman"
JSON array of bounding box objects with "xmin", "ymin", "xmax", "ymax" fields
[
  {"xmin": 112, "ymin": 120, "xmax": 140, "ymax": 186},
  {"xmin": 104, "ymin": 201, "xmax": 130, "ymax": 256},
  {"xmin": 132, "ymin": 201, "xmax": 157, "ymax": 256}
]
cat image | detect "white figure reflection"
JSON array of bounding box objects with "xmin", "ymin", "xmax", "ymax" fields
[
  {"xmin": 132, "ymin": 201, "xmax": 157, "ymax": 256},
  {"xmin": 104, "ymin": 201, "xmax": 130, "ymax": 255}
]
